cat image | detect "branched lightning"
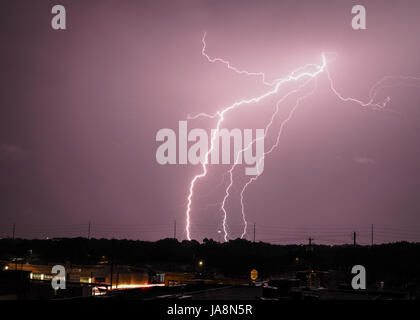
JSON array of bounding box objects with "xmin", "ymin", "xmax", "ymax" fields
[
  {"xmin": 237, "ymin": 79, "xmax": 319, "ymax": 239},
  {"xmin": 185, "ymin": 33, "xmax": 420, "ymax": 241},
  {"xmin": 185, "ymin": 34, "xmax": 325, "ymax": 240},
  {"xmin": 221, "ymin": 78, "xmax": 318, "ymax": 241},
  {"xmin": 201, "ymin": 32, "xmax": 276, "ymax": 86}
]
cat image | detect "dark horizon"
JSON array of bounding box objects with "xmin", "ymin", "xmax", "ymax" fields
[
  {"xmin": 2, "ymin": 0, "xmax": 420, "ymax": 243},
  {"xmin": 2, "ymin": 221, "xmax": 420, "ymax": 246}
]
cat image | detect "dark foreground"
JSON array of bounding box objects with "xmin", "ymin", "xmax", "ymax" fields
[{"xmin": 0, "ymin": 238, "xmax": 419, "ymax": 300}]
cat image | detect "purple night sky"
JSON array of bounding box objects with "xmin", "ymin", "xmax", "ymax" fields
[{"xmin": 1, "ymin": 0, "xmax": 420, "ymax": 244}]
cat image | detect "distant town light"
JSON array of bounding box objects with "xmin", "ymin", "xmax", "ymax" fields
[
  {"xmin": 198, "ymin": 260, "xmax": 204, "ymax": 267},
  {"xmin": 109, "ymin": 283, "xmax": 164, "ymax": 290}
]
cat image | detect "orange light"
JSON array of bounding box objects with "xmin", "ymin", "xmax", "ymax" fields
[{"xmin": 110, "ymin": 283, "xmax": 165, "ymax": 290}]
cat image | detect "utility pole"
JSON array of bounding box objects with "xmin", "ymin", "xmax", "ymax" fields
[
  {"xmin": 110, "ymin": 261, "xmax": 114, "ymax": 291},
  {"xmin": 110, "ymin": 239, "xmax": 115, "ymax": 290},
  {"xmin": 253, "ymin": 223, "xmax": 256, "ymax": 243},
  {"xmin": 353, "ymin": 231, "xmax": 357, "ymax": 248},
  {"xmin": 86, "ymin": 221, "xmax": 92, "ymax": 266},
  {"xmin": 174, "ymin": 220, "xmax": 176, "ymax": 240},
  {"xmin": 308, "ymin": 237, "xmax": 314, "ymax": 271},
  {"xmin": 12, "ymin": 222, "xmax": 18, "ymax": 288},
  {"xmin": 13, "ymin": 223, "xmax": 17, "ymax": 270},
  {"xmin": 116, "ymin": 267, "xmax": 119, "ymax": 290},
  {"xmin": 371, "ymin": 224, "xmax": 373, "ymax": 247}
]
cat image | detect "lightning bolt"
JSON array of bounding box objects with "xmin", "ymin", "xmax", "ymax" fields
[
  {"xmin": 221, "ymin": 78, "xmax": 318, "ymax": 241},
  {"xmin": 185, "ymin": 34, "xmax": 420, "ymax": 241},
  {"xmin": 227, "ymin": 69, "xmax": 420, "ymax": 241},
  {"xmin": 185, "ymin": 34, "xmax": 326, "ymax": 240},
  {"xmin": 237, "ymin": 80, "xmax": 319, "ymax": 239}
]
